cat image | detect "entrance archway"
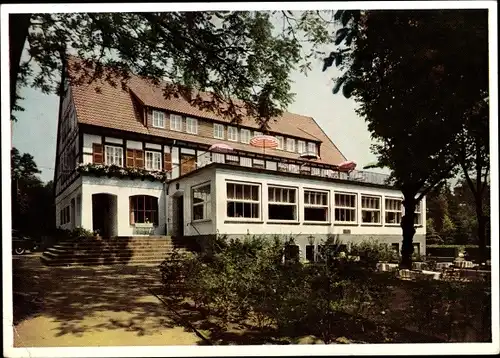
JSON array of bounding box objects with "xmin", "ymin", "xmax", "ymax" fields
[{"xmin": 92, "ymin": 193, "xmax": 118, "ymax": 237}]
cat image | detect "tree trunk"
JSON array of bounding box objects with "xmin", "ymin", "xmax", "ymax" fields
[
  {"xmin": 9, "ymin": 13, "xmax": 32, "ymax": 112},
  {"xmin": 475, "ymin": 194, "xmax": 487, "ymax": 265},
  {"xmin": 400, "ymin": 196, "xmax": 416, "ymax": 269}
]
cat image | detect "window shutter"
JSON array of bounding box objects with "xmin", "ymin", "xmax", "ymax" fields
[
  {"xmin": 126, "ymin": 149, "xmax": 135, "ymax": 167},
  {"xmin": 164, "ymin": 153, "xmax": 172, "ymax": 171},
  {"xmin": 135, "ymin": 150, "xmax": 144, "ymax": 168},
  {"xmin": 92, "ymin": 143, "xmax": 103, "ymax": 164}
]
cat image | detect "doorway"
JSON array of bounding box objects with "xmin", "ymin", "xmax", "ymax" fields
[{"xmin": 92, "ymin": 193, "xmax": 118, "ymax": 237}]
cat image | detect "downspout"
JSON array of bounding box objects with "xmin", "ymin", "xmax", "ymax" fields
[{"xmin": 165, "ymin": 181, "xmax": 170, "ymax": 236}]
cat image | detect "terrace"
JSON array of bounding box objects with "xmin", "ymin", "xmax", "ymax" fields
[{"xmin": 195, "ymin": 152, "xmax": 392, "ymax": 186}]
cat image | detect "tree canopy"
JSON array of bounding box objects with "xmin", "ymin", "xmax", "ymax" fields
[
  {"xmin": 10, "ymin": 11, "xmax": 335, "ymax": 126},
  {"xmin": 326, "ymin": 9, "xmax": 489, "ymax": 267}
]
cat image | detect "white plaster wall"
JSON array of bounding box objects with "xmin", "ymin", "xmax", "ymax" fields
[
  {"xmin": 145, "ymin": 142, "xmax": 161, "ymax": 150},
  {"xmin": 81, "ymin": 176, "xmax": 165, "ymax": 236},
  {"xmin": 213, "ymin": 168, "xmax": 426, "ymax": 237},
  {"xmin": 126, "ymin": 140, "xmax": 143, "ymax": 150},
  {"xmin": 105, "ymin": 137, "xmax": 123, "ymax": 144},
  {"xmin": 167, "ymin": 168, "xmax": 216, "ymax": 236}
]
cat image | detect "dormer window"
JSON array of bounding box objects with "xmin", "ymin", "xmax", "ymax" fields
[
  {"xmin": 227, "ymin": 126, "xmax": 238, "ymax": 141},
  {"xmin": 308, "ymin": 142, "xmax": 317, "ymax": 154},
  {"xmin": 286, "ymin": 138, "xmax": 295, "ymax": 152},
  {"xmin": 186, "ymin": 117, "xmax": 198, "ymax": 134},
  {"xmin": 276, "ymin": 136, "xmax": 284, "ymax": 150},
  {"xmin": 241, "ymin": 129, "xmax": 251, "ymax": 144},
  {"xmin": 152, "ymin": 110, "xmax": 165, "ymax": 128},
  {"xmin": 298, "ymin": 140, "xmax": 306, "ymax": 154},
  {"xmin": 214, "ymin": 123, "xmax": 224, "ymax": 139},
  {"xmin": 170, "ymin": 114, "xmax": 182, "ymax": 131}
]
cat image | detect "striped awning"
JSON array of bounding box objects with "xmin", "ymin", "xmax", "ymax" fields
[
  {"xmin": 338, "ymin": 160, "xmax": 357, "ymax": 172},
  {"xmin": 249, "ymin": 135, "xmax": 279, "ymax": 149}
]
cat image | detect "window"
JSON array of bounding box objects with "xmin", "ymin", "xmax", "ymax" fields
[
  {"xmin": 152, "ymin": 110, "xmax": 165, "ymax": 128},
  {"xmin": 306, "ymin": 245, "xmax": 315, "ymax": 262},
  {"xmin": 192, "ymin": 184, "xmax": 211, "ymax": 221},
  {"xmin": 214, "ymin": 123, "xmax": 224, "ymax": 139},
  {"xmin": 226, "ymin": 182, "xmax": 260, "ymax": 219},
  {"xmin": 284, "ymin": 244, "xmax": 300, "ymax": 262},
  {"xmin": 276, "ymin": 136, "xmax": 284, "ymax": 150},
  {"xmin": 241, "ymin": 129, "xmax": 251, "ymax": 144},
  {"xmin": 186, "ymin": 117, "xmax": 198, "ymax": 134},
  {"xmin": 227, "ymin": 126, "xmax": 238, "ymax": 141},
  {"xmin": 414, "ymin": 201, "xmax": 422, "ymax": 225},
  {"xmin": 145, "ymin": 151, "xmax": 162, "ymax": 171},
  {"xmin": 413, "ymin": 243, "xmax": 421, "ymax": 256},
  {"xmin": 60, "ymin": 206, "xmax": 71, "ymax": 225},
  {"xmin": 361, "ymin": 195, "xmax": 381, "ymax": 224},
  {"xmin": 213, "ymin": 153, "xmax": 225, "ymax": 163},
  {"xmin": 385, "ymin": 198, "xmax": 403, "ymax": 225},
  {"xmin": 286, "ymin": 138, "xmax": 295, "ymax": 152},
  {"xmin": 334, "ymin": 193, "xmax": 357, "ymax": 223},
  {"xmin": 308, "ymin": 142, "xmax": 317, "ymax": 154},
  {"xmin": 304, "ymin": 190, "xmax": 329, "ymax": 222},
  {"xmin": 170, "ymin": 114, "xmax": 183, "ymax": 131},
  {"xmin": 240, "ymin": 157, "xmax": 252, "ymax": 167},
  {"xmin": 130, "ymin": 195, "xmax": 158, "ymax": 225},
  {"xmin": 105, "ymin": 145, "xmax": 123, "ymax": 166},
  {"xmin": 268, "ymin": 186, "xmax": 297, "ymax": 221},
  {"xmin": 226, "ymin": 155, "xmax": 239, "ymax": 165},
  {"xmin": 253, "ymin": 159, "xmax": 265, "ymax": 169},
  {"xmin": 391, "ymin": 243, "xmax": 400, "ymax": 256},
  {"xmin": 298, "ymin": 140, "xmax": 306, "ymax": 154},
  {"xmin": 288, "ymin": 164, "xmax": 300, "ymax": 173},
  {"xmin": 254, "ymin": 131, "xmax": 263, "ymax": 138}
]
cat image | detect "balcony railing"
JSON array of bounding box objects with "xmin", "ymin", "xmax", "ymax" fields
[{"xmin": 195, "ymin": 152, "xmax": 392, "ymax": 186}]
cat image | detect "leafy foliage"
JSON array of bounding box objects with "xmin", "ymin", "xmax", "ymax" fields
[
  {"xmin": 325, "ymin": 9, "xmax": 489, "ymax": 268},
  {"xmin": 12, "ymin": 11, "xmax": 336, "ymax": 127}
]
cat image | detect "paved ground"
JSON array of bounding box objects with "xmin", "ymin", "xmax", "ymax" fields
[{"xmin": 11, "ymin": 254, "xmax": 201, "ymax": 347}]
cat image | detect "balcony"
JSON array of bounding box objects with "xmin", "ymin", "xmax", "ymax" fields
[{"xmin": 195, "ymin": 152, "xmax": 392, "ymax": 187}]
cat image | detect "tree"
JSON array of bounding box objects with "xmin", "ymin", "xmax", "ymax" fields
[
  {"xmin": 325, "ymin": 10, "xmax": 489, "ymax": 268},
  {"xmin": 10, "ymin": 11, "xmax": 334, "ymax": 126},
  {"xmin": 455, "ymin": 96, "xmax": 490, "ymax": 263},
  {"xmin": 11, "ymin": 148, "xmax": 54, "ymax": 235}
]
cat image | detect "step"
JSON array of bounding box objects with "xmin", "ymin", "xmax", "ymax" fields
[{"xmin": 41, "ymin": 256, "xmax": 166, "ymax": 267}]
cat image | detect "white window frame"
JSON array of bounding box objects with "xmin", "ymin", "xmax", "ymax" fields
[
  {"xmin": 227, "ymin": 126, "xmax": 238, "ymax": 141},
  {"xmin": 414, "ymin": 201, "xmax": 423, "ymax": 226},
  {"xmin": 145, "ymin": 151, "xmax": 162, "ymax": 171},
  {"xmin": 385, "ymin": 197, "xmax": 403, "ymax": 225},
  {"xmin": 308, "ymin": 142, "xmax": 317, "ymax": 154},
  {"xmin": 276, "ymin": 136, "xmax": 284, "ymax": 150},
  {"xmin": 170, "ymin": 114, "xmax": 183, "ymax": 131},
  {"xmin": 304, "ymin": 189, "xmax": 330, "ymax": 223},
  {"xmin": 298, "ymin": 140, "xmax": 306, "ymax": 154},
  {"xmin": 186, "ymin": 117, "xmax": 198, "ymax": 134},
  {"xmin": 268, "ymin": 185, "xmax": 298, "ymax": 222},
  {"xmin": 361, "ymin": 195, "xmax": 382, "ymax": 225},
  {"xmin": 214, "ymin": 123, "xmax": 224, "ymax": 139},
  {"xmin": 192, "ymin": 183, "xmax": 211, "ymax": 222},
  {"xmin": 286, "ymin": 138, "xmax": 296, "ymax": 152},
  {"xmin": 226, "ymin": 181, "xmax": 261, "ymax": 221},
  {"xmin": 152, "ymin": 110, "xmax": 166, "ymax": 128},
  {"xmin": 334, "ymin": 192, "xmax": 357, "ymax": 224},
  {"xmin": 241, "ymin": 129, "xmax": 251, "ymax": 144},
  {"xmin": 105, "ymin": 145, "xmax": 123, "ymax": 167}
]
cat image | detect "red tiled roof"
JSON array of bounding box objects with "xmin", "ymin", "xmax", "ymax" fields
[{"xmin": 69, "ymin": 57, "xmax": 347, "ymax": 165}]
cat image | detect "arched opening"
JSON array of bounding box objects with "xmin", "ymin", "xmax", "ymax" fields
[{"xmin": 92, "ymin": 193, "xmax": 118, "ymax": 237}]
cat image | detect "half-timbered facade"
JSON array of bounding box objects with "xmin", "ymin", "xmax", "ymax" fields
[{"xmin": 54, "ymin": 57, "xmax": 426, "ymax": 259}]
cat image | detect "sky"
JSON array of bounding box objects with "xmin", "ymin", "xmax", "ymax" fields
[{"xmin": 11, "ymin": 29, "xmax": 383, "ymax": 184}]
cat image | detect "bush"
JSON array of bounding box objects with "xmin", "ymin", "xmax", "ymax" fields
[{"xmin": 349, "ymin": 240, "xmax": 399, "ymax": 267}]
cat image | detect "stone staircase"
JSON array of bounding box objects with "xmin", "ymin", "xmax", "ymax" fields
[{"xmin": 40, "ymin": 236, "xmax": 191, "ymax": 267}]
